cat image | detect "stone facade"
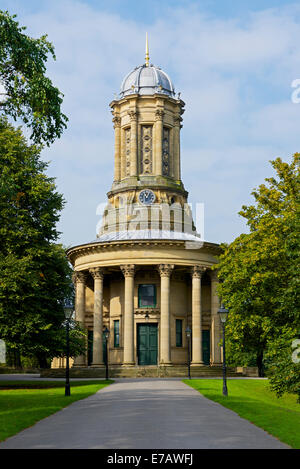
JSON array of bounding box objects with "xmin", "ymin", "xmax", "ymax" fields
[{"xmin": 54, "ymin": 56, "xmax": 224, "ymax": 375}]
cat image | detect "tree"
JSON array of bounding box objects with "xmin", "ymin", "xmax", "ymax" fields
[
  {"xmin": 0, "ymin": 10, "xmax": 67, "ymax": 145},
  {"xmin": 216, "ymin": 154, "xmax": 300, "ymax": 395},
  {"xmin": 0, "ymin": 117, "xmax": 84, "ymax": 367}
]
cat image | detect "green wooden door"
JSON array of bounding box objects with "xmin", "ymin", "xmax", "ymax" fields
[
  {"xmin": 137, "ymin": 323, "xmax": 158, "ymax": 365},
  {"xmin": 202, "ymin": 330, "xmax": 210, "ymax": 365}
]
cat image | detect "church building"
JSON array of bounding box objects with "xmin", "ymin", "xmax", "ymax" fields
[{"xmin": 60, "ymin": 42, "xmax": 224, "ymax": 376}]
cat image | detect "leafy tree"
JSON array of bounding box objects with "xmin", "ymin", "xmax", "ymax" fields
[
  {"xmin": 0, "ymin": 117, "xmax": 84, "ymax": 367},
  {"xmin": 0, "ymin": 10, "xmax": 67, "ymax": 145},
  {"xmin": 216, "ymin": 154, "xmax": 300, "ymax": 393},
  {"xmin": 265, "ymin": 327, "xmax": 300, "ymax": 403}
]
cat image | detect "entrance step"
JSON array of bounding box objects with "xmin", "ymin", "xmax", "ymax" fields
[{"xmin": 41, "ymin": 365, "xmax": 245, "ymax": 379}]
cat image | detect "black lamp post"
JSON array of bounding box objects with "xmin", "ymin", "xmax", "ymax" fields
[
  {"xmin": 185, "ymin": 326, "xmax": 192, "ymax": 379},
  {"xmin": 104, "ymin": 326, "xmax": 110, "ymax": 380},
  {"xmin": 218, "ymin": 304, "xmax": 229, "ymax": 396},
  {"xmin": 63, "ymin": 300, "xmax": 74, "ymax": 397}
]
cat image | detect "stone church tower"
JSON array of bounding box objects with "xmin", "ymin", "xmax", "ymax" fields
[{"xmin": 61, "ymin": 43, "xmax": 223, "ymax": 376}]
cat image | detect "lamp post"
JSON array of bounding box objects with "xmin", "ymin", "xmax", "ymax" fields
[
  {"xmin": 104, "ymin": 326, "xmax": 110, "ymax": 380},
  {"xmin": 63, "ymin": 300, "xmax": 74, "ymax": 397},
  {"xmin": 185, "ymin": 326, "xmax": 192, "ymax": 379},
  {"xmin": 218, "ymin": 304, "xmax": 229, "ymax": 396}
]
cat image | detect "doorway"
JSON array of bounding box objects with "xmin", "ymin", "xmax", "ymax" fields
[{"xmin": 137, "ymin": 323, "xmax": 158, "ymax": 365}]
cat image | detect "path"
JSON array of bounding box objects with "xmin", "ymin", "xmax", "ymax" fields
[{"xmin": 0, "ymin": 379, "xmax": 289, "ymax": 449}]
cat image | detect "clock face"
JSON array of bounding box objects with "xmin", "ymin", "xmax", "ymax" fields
[{"xmin": 139, "ymin": 189, "xmax": 156, "ymax": 205}]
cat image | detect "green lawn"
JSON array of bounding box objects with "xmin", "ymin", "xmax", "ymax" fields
[
  {"xmin": 0, "ymin": 380, "xmax": 113, "ymax": 442},
  {"xmin": 183, "ymin": 379, "xmax": 300, "ymax": 449}
]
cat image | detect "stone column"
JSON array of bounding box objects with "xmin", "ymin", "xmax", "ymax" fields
[
  {"xmin": 155, "ymin": 109, "xmax": 164, "ymax": 176},
  {"xmin": 210, "ymin": 270, "xmax": 222, "ymax": 365},
  {"xmin": 120, "ymin": 264, "xmax": 135, "ymax": 365},
  {"xmin": 120, "ymin": 126, "xmax": 126, "ymax": 180},
  {"xmin": 73, "ymin": 271, "xmax": 87, "ymax": 366},
  {"xmin": 128, "ymin": 110, "xmax": 137, "ymax": 177},
  {"xmin": 191, "ymin": 265, "xmax": 207, "ymax": 366},
  {"xmin": 113, "ymin": 116, "xmax": 121, "ymax": 182},
  {"xmin": 158, "ymin": 264, "xmax": 174, "ymax": 365},
  {"xmin": 89, "ymin": 267, "xmax": 104, "ymax": 367},
  {"xmin": 173, "ymin": 116, "xmax": 182, "ymax": 181}
]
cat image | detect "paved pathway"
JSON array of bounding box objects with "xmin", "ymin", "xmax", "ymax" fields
[{"xmin": 0, "ymin": 379, "xmax": 289, "ymax": 449}]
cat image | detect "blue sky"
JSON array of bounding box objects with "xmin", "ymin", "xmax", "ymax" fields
[{"xmin": 1, "ymin": 0, "xmax": 300, "ymax": 247}]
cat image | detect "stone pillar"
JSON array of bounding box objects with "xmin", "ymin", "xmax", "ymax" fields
[
  {"xmin": 155, "ymin": 109, "xmax": 164, "ymax": 176},
  {"xmin": 210, "ymin": 270, "xmax": 222, "ymax": 365},
  {"xmin": 73, "ymin": 271, "xmax": 87, "ymax": 366},
  {"xmin": 173, "ymin": 116, "xmax": 182, "ymax": 181},
  {"xmin": 90, "ymin": 267, "xmax": 104, "ymax": 367},
  {"xmin": 158, "ymin": 264, "xmax": 174, "ymax": 365},
  {"xmin": 191, "ymin": 265, "xmax": 207, "ymax": 366},
  {"xmin": 120, "ymin": 126, "xmax": 126, "ymax": 180},
  {"xmin": 128, "ymin": 110, "xmax": 137, "ymax": 177},
  {"xmin": 113, "ymin": 116, "xmax": 121, "ymax": 182},
  {"xmin": 120, "ymin": 264, "xmax": 135, "ymax": 365}
]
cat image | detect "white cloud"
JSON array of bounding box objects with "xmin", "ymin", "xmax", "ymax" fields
[{"xmin": 8, "ymin": 0, "xmax": 300, "ymax": 246}]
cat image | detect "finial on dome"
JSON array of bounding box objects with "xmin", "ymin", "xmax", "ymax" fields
[{"xmin": 145, "ymin": 32, "xmax": 150, "ymax": 67}]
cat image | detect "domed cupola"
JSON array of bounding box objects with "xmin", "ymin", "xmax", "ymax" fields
[
  {"xmin": 120, "ymin": 63, "xmax": 175, "ymax": 98},
  {"xmin": 119, "ymin": 33, "xmax": 175, "ymax": 99}
]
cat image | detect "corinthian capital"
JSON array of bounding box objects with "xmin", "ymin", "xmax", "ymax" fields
[
  {"xmin": 112, "ymin": 116, "xmax": 121, "ymax": 128},
  {"xmin": 173, "ymin": 116, "xmax": 183, "ymax": 127},
  {"xmin": 158, "ymin": 264, "xmax": 174, "ymax": 277},
  {"xmin": 155, "ymin": 109, "xmax": 165, "ymax": 121},
  {"xmin": 210, "ymin": 269, "xmax": 219, "ymax": 282},
  {"xmin": 128, "ymin": 110, "xmax": 138, "ymax": 121},
  {"xmin": 89, "ymin": 267, "xmax": 104, "ymax": 280},
  {"xmin": 120, "ymin": 264, "xmax": 135, "ymax": 277},
  {"xmin": 191, "ymin": 265, "xmax": 207, "ymax": 279},
  {"xmin": 72, "ymin": 271, "xmax": 87, "ymax": 284}
]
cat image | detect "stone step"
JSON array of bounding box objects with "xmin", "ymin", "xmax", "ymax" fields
[{"xmin": 41, "ymin": 366, "xmax": 244, "ymax": 379}]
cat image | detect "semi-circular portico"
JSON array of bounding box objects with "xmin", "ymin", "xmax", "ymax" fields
[{"xmin": 66, "ymin": 238, "xmax": 222, "ymax": 372}]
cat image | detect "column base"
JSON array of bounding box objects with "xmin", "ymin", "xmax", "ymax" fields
[
  {"xmin": 91, "ymin": 364, "xmax": 105, "ymax": 368},
  {"xmin": 191, "ymin": 361, "xmax": 204, "ymax": 366},
  {"xmin": 122, "ymin": 363, "xmax": 135, "ymax": 367},
  {"xmin": 159, "ymin": 362, "xmax": 172, "ymax": 367}
]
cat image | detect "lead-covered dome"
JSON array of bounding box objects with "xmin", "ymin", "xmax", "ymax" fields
[{"xmin": 120, "ymin": 64, "xmax": 175, "ymax": 98}]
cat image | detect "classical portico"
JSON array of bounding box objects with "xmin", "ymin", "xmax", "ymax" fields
[{"xmin": 60, "ymin": 44, "xmax": 224, "ymax": 376}]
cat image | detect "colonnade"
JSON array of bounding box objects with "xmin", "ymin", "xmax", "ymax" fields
[
  {"xmin": 72, "ymin": 264, "xmax": 222, "ymax": 367},
  {"xmin": 112, "ymin": 108, "xmax": 181, "ymax": 182}
]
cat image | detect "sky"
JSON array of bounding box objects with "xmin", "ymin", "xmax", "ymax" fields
[{"xmin": 1, "ymin": 0, "xmax": 300, "ymax": 247}]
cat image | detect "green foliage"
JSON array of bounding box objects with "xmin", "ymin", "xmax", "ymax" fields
[
  {"xmin": 0, "ymin": 118, "xmax": 84, "ymax": 365},
  {"xmin": 216, "ymin": 154, "xmax": 300, "ymax": 393},
  {"xmin": 266, "ymin": 327, "xmax": 300, "ymax": 403},
  {"xmin": 0, "ymin": 10, "xmax": 67, "ymax": 145}
]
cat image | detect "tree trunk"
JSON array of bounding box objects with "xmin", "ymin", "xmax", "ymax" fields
[
  {"xmin": 256, "ymin": 350, "xmax": 264, "ymax": 377},
  {"xmin": 37, "ymin": 354, "xmax": 49, "ymax": 369}
]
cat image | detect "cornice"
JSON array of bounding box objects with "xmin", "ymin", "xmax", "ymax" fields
[{"xmin": 66, "ymin": 239, "xmax": 221, "ymax": 266}]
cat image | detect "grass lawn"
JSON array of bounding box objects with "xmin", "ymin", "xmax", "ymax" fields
[
  {"xmin": 0, "ymin": 380, "xmax": 113, "ymax": 442},
  {"xmin": 183, "ymin": 379, "xmax": 300, "ymax": 449}
]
